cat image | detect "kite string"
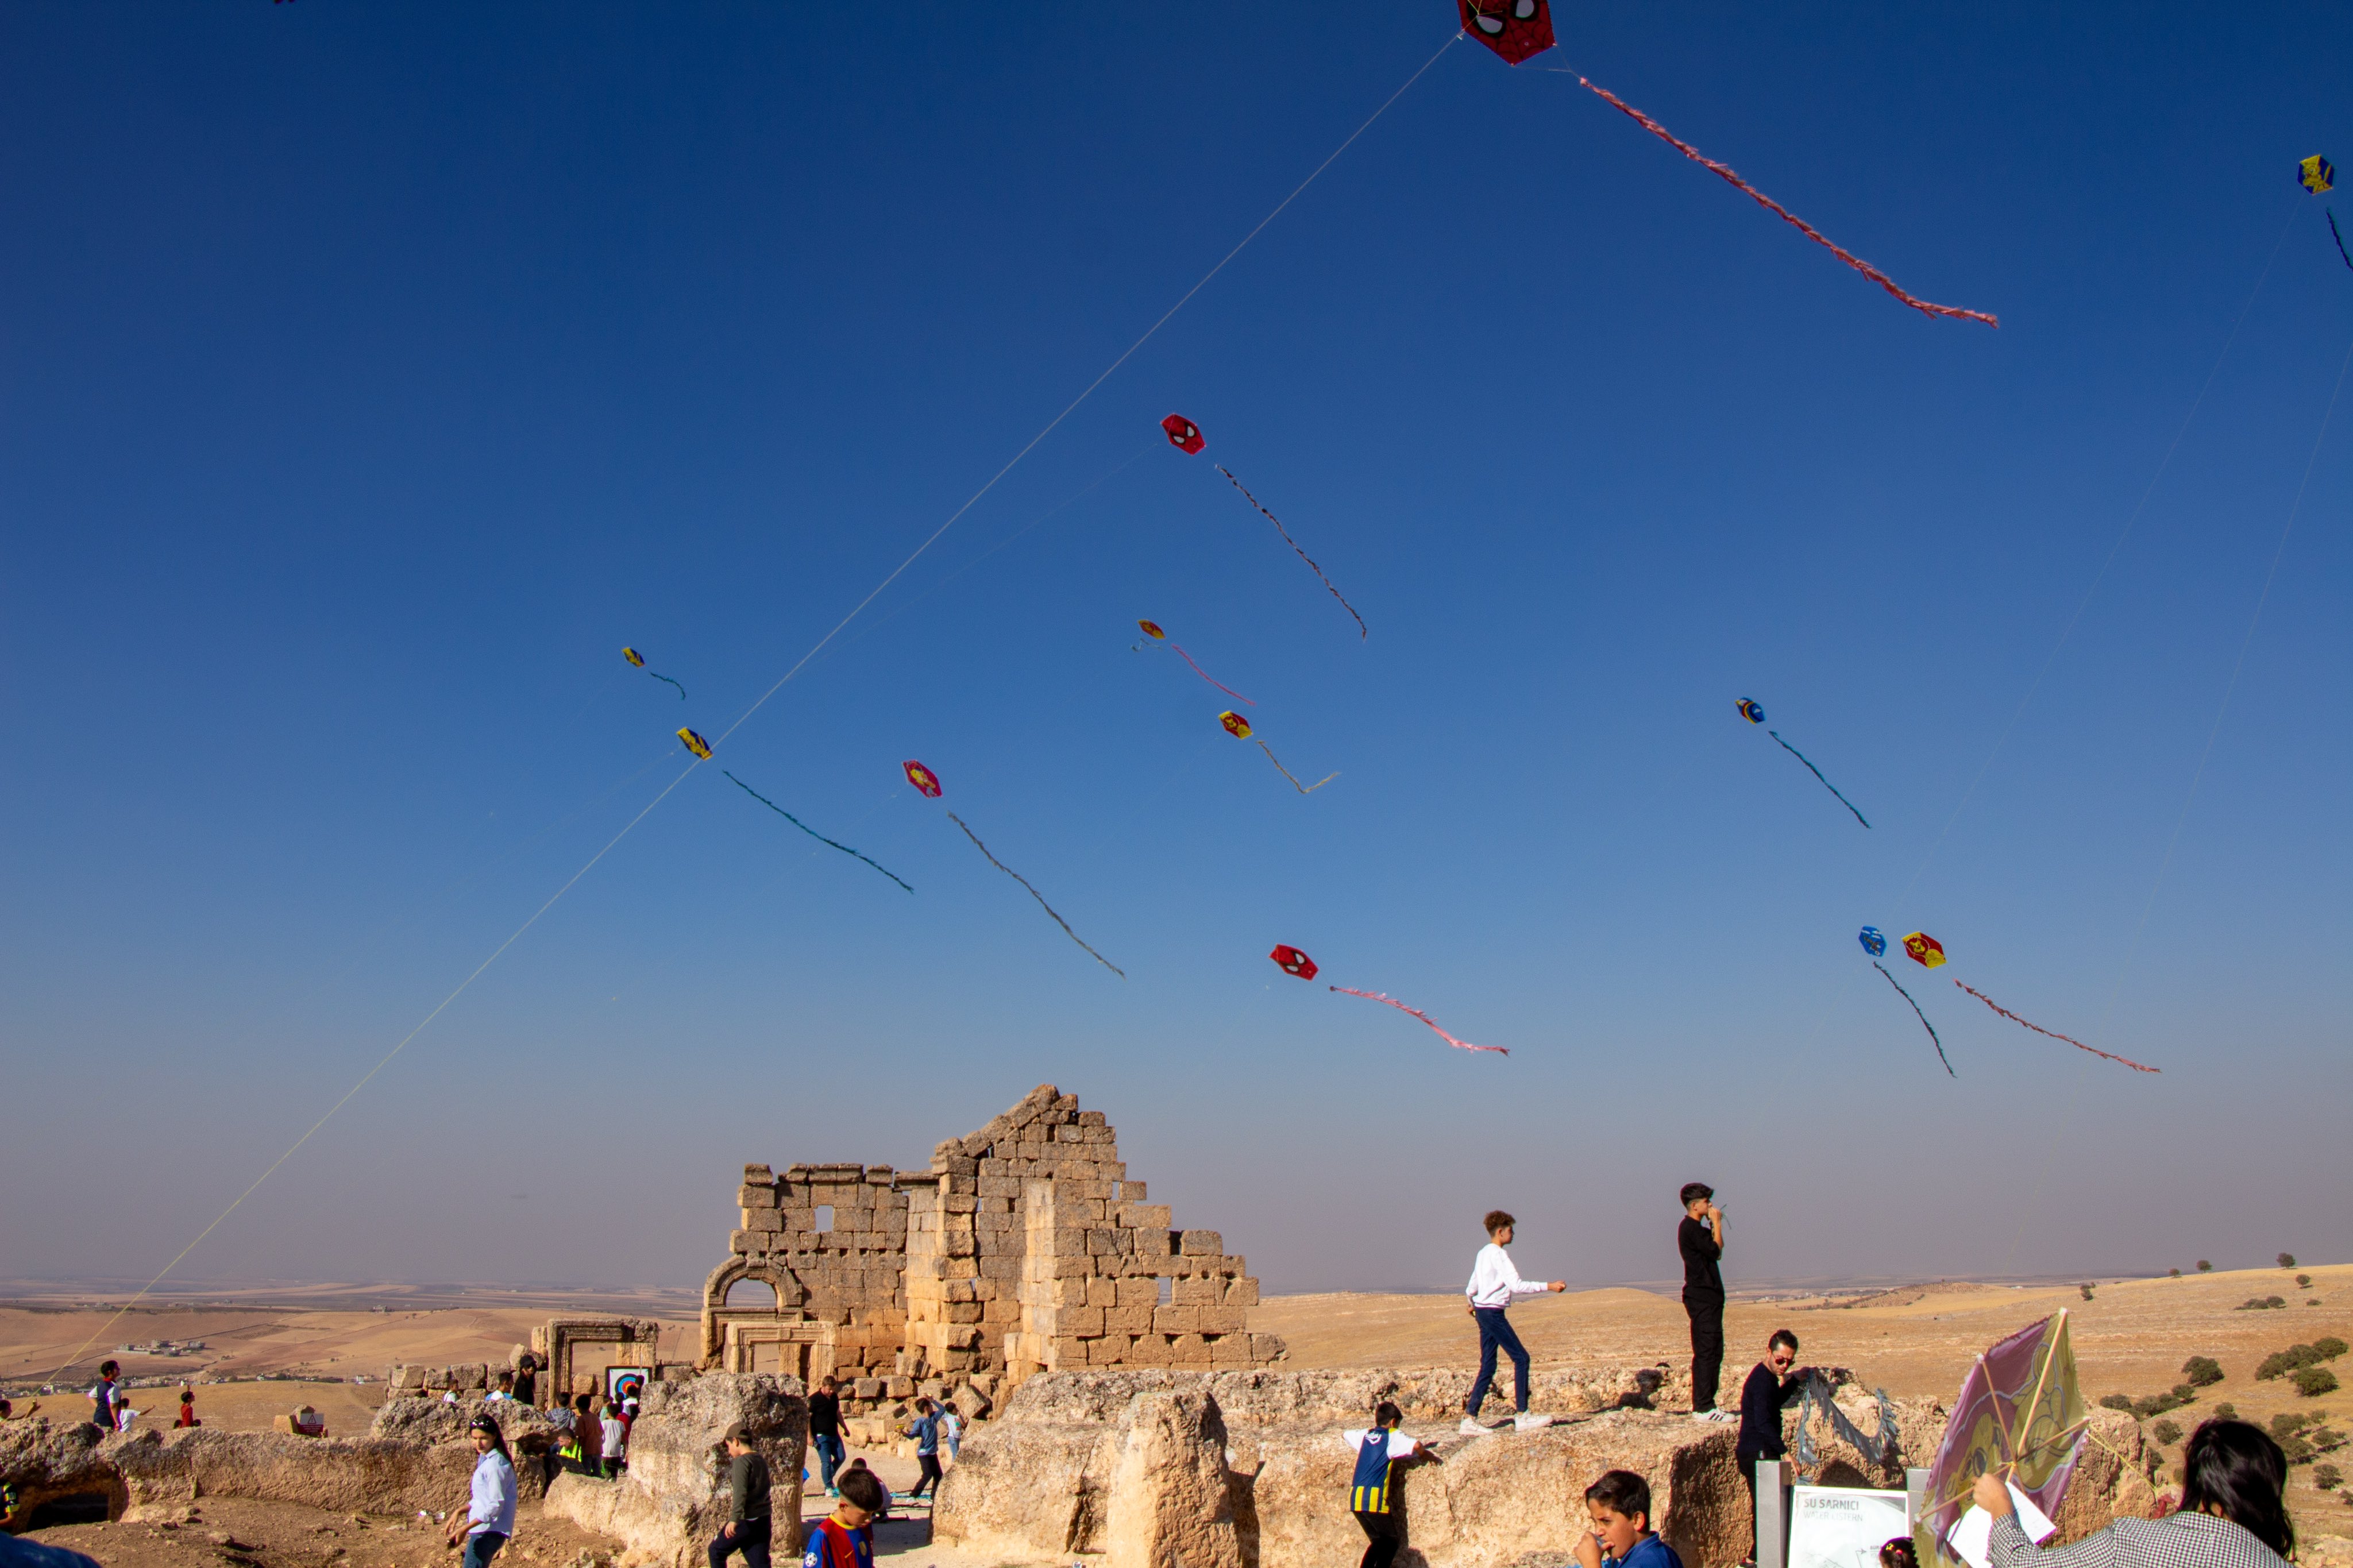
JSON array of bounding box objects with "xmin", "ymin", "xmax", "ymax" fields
[
  {"xmin": 944, "ymin": 811, "xmax": 1125, "ymax": 978},
  {"xmin": 38, "ymin": 760, "xmax": 704, "ymax": 1385},
  {"xmin": 1329, "ymin": 986, "xmax": 1508, "ymax": 1055},
  {"xmin": 712, "ymin": 32, "xmax": 1457, "ymax": 743},
  {"xmin": 1768, "ymin": 729, "xmax": 1870, "ymax": 828},
  {"xmin": 1951, "ymin": 983, "xmax": 2159, "ymax": 1073},
  {"xmin": 1872, "ymin": 961, "xmax": 1953, "ymax": 1077},
  {"xmin": 1215, "ymin": 466, "xmax": 1369, "ymax": 638},
  {"xmin": 723, "ymin": 769, "xmax": 913, "ymax": 893},
  {"xmin": 37, "ymin": 30, "xmax": 1465, "ymax": 1364},
  {"xmin": 2330, "ymin": 210, "xmax": 2353, "ymax": 273},
  {"xmin": 1561, "ymin": 73, "xmax": 1997, "ymax": 327}
]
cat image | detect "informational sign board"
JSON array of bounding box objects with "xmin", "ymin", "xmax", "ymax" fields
[{"xmin": 1788, "ymin": 1484, "xmax": 1911, "ymax": 1568}]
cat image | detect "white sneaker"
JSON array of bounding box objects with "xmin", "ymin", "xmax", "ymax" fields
[
  {"xmin": 1513, "ymin": 1413, "xmax": 1553, "ymax": 1432},
  {"xmin": 1694, "ymin": 1408, "xmax": 1735, "ymax": 1423},
  {"xmin": 1459, "ymin": 1416, "xmax": 1494, "ymax": 1436}
]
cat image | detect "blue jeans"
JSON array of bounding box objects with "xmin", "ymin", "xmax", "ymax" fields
[
  {"xmin": 1467, "ymin": 1306, "xmax": 1529, "ymax": 1415},
  {"xmin": 463, "ymin": 1533, "xmax": 507, "ymax": 1568},
  {"xmin": 812, "ymin": 1432, "xmax": 844, "ymax": 1491}
]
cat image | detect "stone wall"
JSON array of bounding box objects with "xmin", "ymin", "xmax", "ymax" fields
[
  {"xmin": 934, "ymin": 1368, "xmax": 2170, "ymax": 1568},
  {"xmin": 704, "ymin": 1085, "xmax": 1286, "ymax": 1389}
]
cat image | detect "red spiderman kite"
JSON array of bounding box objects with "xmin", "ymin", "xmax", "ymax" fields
[
  {"xmin": 1269, "ymin": 945, "xmax": 1320, "ymax": 981},
  {"xmin": 1160, "ymin": 414, "xmax": 1205, "ymax": 454},
  {"xmin": 1458, "ymin": 0, "xmax": 1554, "ymax": 65},
  {"xmin": 903, "ymin": 760, "xmax": 942, "ymax": 798}
]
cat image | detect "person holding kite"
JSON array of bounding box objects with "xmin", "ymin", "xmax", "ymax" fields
[{"xmin": 1971, "ymin": 1418, "xmax": 2291, "ymax": 1568}]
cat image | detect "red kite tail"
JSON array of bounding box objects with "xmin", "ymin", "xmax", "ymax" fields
[
  {"xmin": 1330, "ymin": 986, "xmax": 1507, "ymax": 1055},
  {"xmin": 1575, "ymin": 76, "xmax": 1999, "ymax": 329},
  {"xmin": 1953, "ymin": 982, "xmax": 2159, "ymax": 1072},
  {"xmin": 1168, "ymin": 642, "xmax": 1255, "ymax": 705}
]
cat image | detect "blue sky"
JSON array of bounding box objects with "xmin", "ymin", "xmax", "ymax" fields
[{"xmin": 3, "ymin": 3, "xmax": 2347, "ymax": 1299}]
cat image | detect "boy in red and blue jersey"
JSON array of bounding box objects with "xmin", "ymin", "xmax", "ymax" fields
[
  {"xmin": 801, "ymin": 1466, "xmax": 881, "ymax": 1568},
  {"xmin": 1342, "ymin": 1401, "xmax": 1437, "ymax": 1568}
]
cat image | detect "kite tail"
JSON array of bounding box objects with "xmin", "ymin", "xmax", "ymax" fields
[
  {"xmin": 1255, "ymin": 740, "xmax": 1338, "ymax": 794},
  {"xmin": 1329, "ymin": 986, "xmax": 1508, "ymax": 1055},
  {"xmin": 1573, "ymin": 76, "xmax": 2000, "ymax": 329},
  {"xmin": 1953, "ymin": 981, "xmax": 2159, "ymax": 1073},
  {"xmin": 650, "ymin": 673, "xmax": 688, "ymax": 700},
  {"xmin": 2331, "ymin": 209, "xmax": 2353, "ymax": 273},
  {"xmin": 1170, "ymin": 643, "xmax": 1256, "ymax": 705},
  {"xmin": 1216, "ymin": 466, "xmax": 1369, "ymax": 638},
  {"xmin": 723, "ymin": 771, "xmax": 913, "ymax": 893},
  {"xmin": 1769, "ymin": 731, "xmax": 1871, "ymax": 828},
  {"xmin": 1873, "ymin": 961, "xmax": 1954, "ymax": 1076},
  {"xmin": 945, "ymin": 811, "xmax": 1125, "ymax": 978}
]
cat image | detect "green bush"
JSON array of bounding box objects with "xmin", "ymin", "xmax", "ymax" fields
[
  {"xmin": 2081, "ymin": 1284, "xmax": 2096, "ymax": 1301},
  {"xmin": 2272, "ymin": 1296, "xmax": 2289, "ymax": 1308},
  {"xmin": 2317, "ymin": 1338, "xmax": 2348, "ymax": 1360},
  {"xmin": 2297, "ymin": 1367, "xmax": 2340, "ymax": 1398},
  {"xmin": 2170, "ymin": 1268, "xmax": 2182, "ymax": 1279},
  {"xmin": 2173, "ymin": 1384, "xmax": 2198, "ymax": 1402},
  {"xmin": 2215, "ymin": 1402, "xmax": 2238, "ymax": 1419},
  {"xmin": 2152, "ymin": 1418, "xmax": 2183, "ymax": 1446},
  {"xmin": 2317, "ymin": 1463, "xmax": 2343, "ymax": 1491},
  {"xmin": 2198, "ymin": 1260, "xmax": 2213, "ymax": 1272},
  {"xmin": 2261, "ymin": 1345, "xmax": 2325, "ymax": 1380},
  {"xmin": 2240, "ymin": 1298, "xmax": 2289, "ymax": 1311},
  {"xmin": 2281, "ymin": 1253, "xmax": 2298, "ymax": 1269},
  {"xmin": 2274, "ymin": 1413, "xmax": 2312, "ymax": 1437},
  {"xmin": 2298, "ymin": 1275, "xmax": 2313, "ymax": 1288},
  {"xmin": 2100, "ymin": 1393, "xmax": 2137, "ymax": 1413},
  {"xmin": 2182, "ymin": 1357, "xmax": 2225, "ymax": 1387}
]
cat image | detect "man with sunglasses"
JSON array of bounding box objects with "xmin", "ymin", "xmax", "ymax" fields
[{"xmin": 1735, "ymin": 1330, "xmax": 1811, "ymax": 1568}]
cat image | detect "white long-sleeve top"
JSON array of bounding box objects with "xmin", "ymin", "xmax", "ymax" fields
[
  {"xmin": 1465, "ymin": 1242, "xmax": 1548, "ymax": 1308},
  {"xmin": 466, "ymin": 1450, "xmax": 517, "ymax": 1538}
]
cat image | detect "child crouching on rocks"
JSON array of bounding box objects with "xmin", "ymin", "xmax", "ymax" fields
[{"xmin": 1573, "ymin": 1469, "xmax": 1683, "ymax": 1568}]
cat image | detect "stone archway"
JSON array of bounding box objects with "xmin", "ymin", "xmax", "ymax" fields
[{"xmin": 700, "ymin": 1256, "xmax": 808, "ymax": 1366}]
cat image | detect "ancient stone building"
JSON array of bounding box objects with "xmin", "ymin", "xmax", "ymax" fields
[{"xmin": 701, "ymin": 1085, "xmax": 1284, "ymax": 1389}]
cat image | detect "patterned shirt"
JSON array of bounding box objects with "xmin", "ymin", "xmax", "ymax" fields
[{"xmin": 1991, "ymin": 1509, "xmax": 2288, "ymax": 1568}]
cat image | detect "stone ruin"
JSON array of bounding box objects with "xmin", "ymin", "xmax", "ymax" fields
[{"xmin": 703, "ymin": 1084, "xmax": 1285, "ymax": 1404}]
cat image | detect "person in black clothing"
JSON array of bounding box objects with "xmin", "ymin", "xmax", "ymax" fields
[
  {"xmin": 807, "ymin": 1374, "xmax": 844, "ymax": 1497},
  {"xmin": 512, "ymin": 1355, "xmax": 537, "ymax": 1409},
  {"xmin": 1735, "ymin": 1329, "xmax": 1811, "ymax": 1566},
  {"xmin": 709, "ymin": 1423, "xmax": 772, "ymax": 1568},
  {"xmin": 1677, "ymin": 1184, "xmax": 1727, "ymax": 1420}
]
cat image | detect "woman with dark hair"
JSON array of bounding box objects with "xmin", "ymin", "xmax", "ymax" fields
[
  {"xmin": 445, "ymin": 1413, "xmax": 518, "ymax": 1568},
  {"xmin": 1975, "ymin": 1419, "xmax": 2292, "ymax": 1568}
]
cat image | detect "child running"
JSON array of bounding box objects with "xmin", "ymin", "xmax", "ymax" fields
[
  {"xmin": 1344, "ymin": 1400, "xmax": 1438, "ymax": 1568},
  {"xmin": 1461, "ymin": 1209, "xmax": 1565, "ymax": 1435},
  {"xmin": 1573, "ymin": 1469, "xmax": 1683, "ymax": 1568}
]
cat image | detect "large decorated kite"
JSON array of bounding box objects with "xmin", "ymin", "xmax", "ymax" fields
[
  {"xmin": 1738, "ymin": 697, "xmax": 1870, "ymax": 827},
  {"xmin": 1160, "ymin": 414, "xmax": 1367, "ymax": 639},
  {"xmin": 1457, "ymin": 0, "xmax": 1554, "ymax": 65},
  {"xmin": 902, "ymin": 760, "xmax": 1123, "ymax": 977},
  {"xmin": 1220, "ymin": 710, "xmax": 1336, "ymax": 794},
  {"xmin": 1916, "ymin": 1313, "xmax": 2088, "ymax": 1568},
  {"xmin": 1267, "ymin": 945, "xmax": 1509, "ymax": 1055},
  {"xmin": 1136, "ymin": 620, "xmax": 1253, "ymax": 705}
]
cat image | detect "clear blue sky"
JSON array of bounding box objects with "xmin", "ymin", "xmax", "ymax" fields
[{"xmin": 3, "ymin": 3, "xmax": 2347, "ymax": 1298}]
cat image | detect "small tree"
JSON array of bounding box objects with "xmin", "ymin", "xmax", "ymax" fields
[
  {"xmin": 2081, "ymin": 1284, "xmax": 2096, "ymax": 1301},
  {"xmin": 2215, "ymin": 1402, "xmax": 2238, "ymax": 1419},
  {"xmin": 2281, "ymin": 1253, "xmax": 2298, "ymax": 1269},
  {"xmin": 2317, "ymin": 1338, "xmax": 2348, "ymax": 1361},
  {"xmin": 2182, "ymin": 1357, "xmax": 2224, "ymax": 1387},
  {"xmin": 2316, "ymin": 1463, "xmax": 2343, "ymax": 1491},
  {"xmin": 2198, "ymin": 1260, "xmax": 2213, "ymax": 1272},
  {"xmin": 2298, "ymin": 1275, "xmax": 2313, "ymax": 1288},
  {"xmin": 2169, "ymin": 1267, "xmax": 2182, "ymax": 1279},
  {"xmin": 2100, "ymin": 1393, "xmax": 2137, "ymax": 1413},
  {"xmin": 2153, "ymin": 1418, "xmax": 2183, "ymax": 1446},
  {"xmin": 2297, "ymin": 1366, "xmax": 2340, "ymax": 1398}
]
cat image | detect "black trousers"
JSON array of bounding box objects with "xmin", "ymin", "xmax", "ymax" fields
[
  {"xmin": 708, "ymin": 1516, "xmax": 770, "ymax": 1568},
  {"xmin": 1684, "ymin": 1289, "xmax": 1725, "ymax": 1412},
  {"xmin": 912, "ymin": 1453, "xmax": 943, "ymax": 1496},
  {"xmin": 1355, "ymin": 1509, "xmax": 1401, "ymax": 1568}
]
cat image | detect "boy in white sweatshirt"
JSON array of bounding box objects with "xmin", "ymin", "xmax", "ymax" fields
[{"xmin": 1462, "ymin": 1209, "xmax": 1564, "ymax": 1435}]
